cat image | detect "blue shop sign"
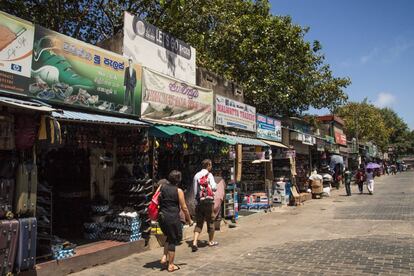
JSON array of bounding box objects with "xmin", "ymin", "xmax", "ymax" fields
[{"xmin": 256, "ymin": 114, "xmax": 282, "ymax": 142}]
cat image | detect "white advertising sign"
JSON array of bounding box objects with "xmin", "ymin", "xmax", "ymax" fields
[
  {"xmin": 0, "ymin": 11, "xmax": 34, "ymax": 94},
  {"xmin": 123, "ymin": 12, "xmax": 196, "ymax": 85},
  {"xmin": 141, "ymin": 68, "xmax": 213, "ymax": 128},
  {"xmin": 215, "ymin": 95, "xmax": 256, "ymax": 132}
]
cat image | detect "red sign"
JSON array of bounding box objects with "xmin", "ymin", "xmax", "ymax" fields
[{"xmin": 335, "ymin": 132, "xmax": 347, "ymax": 146}]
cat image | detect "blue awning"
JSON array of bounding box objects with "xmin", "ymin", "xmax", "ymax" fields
[{"xmin": 52, "ymin": 110, "xmax": 149, "ymax": 126}]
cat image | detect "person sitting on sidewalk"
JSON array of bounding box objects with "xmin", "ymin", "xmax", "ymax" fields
[{"xmin": 192, "ymin": 159, "xmax": 218, "ymax": 252}]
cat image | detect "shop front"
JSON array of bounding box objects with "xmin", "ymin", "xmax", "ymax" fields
[
  {"xmin": 256, "ymin": 114, "xmax": 290, "ymax": 206},
  {"xmin": 290, "ymin": 131, "xmax": 313, "ymax": 193},
  {"xmin": 0, "ymin": 12, "xmax": 157, "ymax": 274}
]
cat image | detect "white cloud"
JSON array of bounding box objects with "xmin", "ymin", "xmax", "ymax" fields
[
  {"xmin": 374, "ymin": 92, "xmax": 396, "ymax": 108},
  {"xmin": 360, "ymin": 47, "xmax": 380, "ymax": 64}
]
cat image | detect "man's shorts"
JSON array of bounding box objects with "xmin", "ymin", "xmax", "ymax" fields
[{"xmin": 194, "ymin": 200, "xmax": 215, "ymax": 234}]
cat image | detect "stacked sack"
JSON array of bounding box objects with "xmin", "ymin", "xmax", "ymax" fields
[
  {"xmin": 83, "ymin": 199, "xmax": 111, "ymax": 240},
  {"xmin": 101, "ymin": 211, "xmax": 141, "ymax": 242}
]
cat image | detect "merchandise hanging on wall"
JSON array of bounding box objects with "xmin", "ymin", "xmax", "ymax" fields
[
  {"xmin": 123, "ymin": 12, "xmax": 196, "ymax": 85},
  {"xmin": 0, "ymin": 11, "xmax": 34, "ymax": 95},
  {"xmin": 141, "ymin": 68, "xmax": 214, "ymax": 128},
  {"xmin": 29, "ymin": 25, "xmax": 142, "ymax": 115}
]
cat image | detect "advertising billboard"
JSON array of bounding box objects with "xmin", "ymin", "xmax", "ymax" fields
[
  {"xmin": 215, "ymin": 95, "xmax": 256, "ymax": 132},
  {"xmin": 256, "ymin": 114, "xmax": 282, "ymax": 141},
  {"xmin": 29, "ymin": 25, "xmax": 142, "ymax": 115},
  {"xmin": 124, "ymin": 12, "xmax": 196, "ymax": 85},
  {"xmin": 334, "ymin": 131, "xmax": 347, "ymax": 146},
  {"xmin": 0, "ymin": 11, "xmax": 34, "ymax": 95},
  {"xmin": 141, "ymin": 68, "xmax": 213, "ymax": 128}
]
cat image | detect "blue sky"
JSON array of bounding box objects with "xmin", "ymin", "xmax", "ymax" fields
[{"xmin": 270, "ymin": 0, "xmax": 414, "ymax": 129}]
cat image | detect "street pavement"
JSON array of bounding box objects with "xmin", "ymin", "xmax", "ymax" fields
[{"xmin": 74, "ymin": 171, "xmax": 414, "ymax": 275}]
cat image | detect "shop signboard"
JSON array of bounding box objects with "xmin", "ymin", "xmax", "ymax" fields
[
  {"xmin": 141, "ymin": 68, "xmax": 213, "ymax": 127},
  {"xmin": 216, "ymin": 95, "xmax": 256, "ymax": 132},
  {"xmin": 302, "ymin": 133, "xmax": 314, "ymax": 145},
  {"xmin": 273, "ymin": 148, "xmax": 296, "ymax": 160},
  {"xmin": 334, "ymin": 131, "xmax": 347, "ymax": 146},
  {"xmin": 123, "ymin": 12, "xmax": 196, "ymax": 85},
  {"xmin": 256, "ymin": 114, "xmax": 282, "ymax": 142},
  {"xmin": 325, "ymin": 135, "xmax": 335, "ymax": 144},
  {"xmin": 29, "ymin": 25, "xmax": 142, "ymax": 115},
  {"xmin": 0, "ymin": 12, "xmax": 34, "ymax": 95},
  {"xmin": 316, "ymin": 139, "xmax": 325, "ymax": 152}
]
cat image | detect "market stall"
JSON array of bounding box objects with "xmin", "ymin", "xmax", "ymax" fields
[{"xmin": 35, "ymin": 110, "xmax": 150, "ymax": 261}]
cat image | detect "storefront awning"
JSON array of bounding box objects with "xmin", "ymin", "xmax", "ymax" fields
[
  {"xmin": 0, "ymin": 96, "xmax": 55, "ymax": 112},
  {"xmin": 150, "ymin": 125, "xmax": 236, "ymax": 144},
  {"xmin": 150, "ymin": 125, "xmax": 188, "ymax": 137},
  {"xmin": 52, "ymin": 110, "xmax": 149, "ymax": 126},
  {"xmin": 219, "ymin": 134, "xmax": 268, "ymax": 147},
  {"xmin": 260, "ymin": 140, "xmax": 288, "ymax": 149}
]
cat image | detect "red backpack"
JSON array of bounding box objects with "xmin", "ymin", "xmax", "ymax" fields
[{"xmin": 198, "ymin": 174, "xmax": 214, "ymax": 202}]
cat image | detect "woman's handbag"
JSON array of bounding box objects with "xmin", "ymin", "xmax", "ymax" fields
[{"xmin": 148, "ymin": 188, "xmax": 161, "ymax": 221}]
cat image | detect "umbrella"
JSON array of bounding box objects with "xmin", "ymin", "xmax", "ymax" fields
[{"xmin": 366, "ymin": 162, "xmax": 381, "ymax": 169}]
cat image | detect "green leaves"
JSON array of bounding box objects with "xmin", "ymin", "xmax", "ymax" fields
[{"xmin": 1, "ymin": 0, "xmax": 350, "ymax": 117}]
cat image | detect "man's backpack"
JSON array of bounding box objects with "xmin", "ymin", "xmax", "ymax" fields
[{"xmin": 198, "ymin": 174, "xmax": 214, "ymax": 202}]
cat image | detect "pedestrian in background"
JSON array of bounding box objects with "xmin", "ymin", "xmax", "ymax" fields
[
  {"xmin": 344, "ymin": 168, "xmax": 352, "ymax": 196},
  {"xmin": 366, "ymin": 168, "xmax": 375, "ymax": 195},
  {"xmin": 355, "ymin": 168, "xmax": 365, "ymax": 194},
  {"xmin": 158, "ymin": 171, "xmax": 193, "ymax": 272}
]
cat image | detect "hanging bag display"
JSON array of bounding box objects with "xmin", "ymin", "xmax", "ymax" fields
[
  {"xmin": 0, "ymin": 114, "xmax": 15, "ymax": 150},
  {"xmin": 14, "ymin": 115, "xmax": 38, "ymax": 151},
  {"xmin": 148, "ymin": 187, "xmax": 161, "ymax": 221},
  {"xmin": 15, "ymin": 151, "xmax": 38, "ymax": 217},
  {"xmin": 0, "ymin": 179, "xmax": 15, "ymax": 219}
]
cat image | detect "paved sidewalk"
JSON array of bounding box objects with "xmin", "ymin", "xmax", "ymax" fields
[{"xmin": 74, "ymin": 172, "xmax": 414, "ymax": 275}]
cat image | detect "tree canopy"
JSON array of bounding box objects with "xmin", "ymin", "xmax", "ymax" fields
[
  {"xmin": 0, "ymin": 0, "xmax": 350, "ymax": 117},
  {"xmin": 336, "ymin": 100, "xmax": 391, "ymax": 151}
]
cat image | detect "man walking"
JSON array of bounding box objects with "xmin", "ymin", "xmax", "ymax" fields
[
  {"xmin": 344, "ymin": 167, "xmax": 352, "ymax": 196},
  {"xmin": 192, "ymin": 159, "xmax": 218, "ymax": 252}
]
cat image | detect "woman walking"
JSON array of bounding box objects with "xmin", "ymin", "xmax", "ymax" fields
[
  {"xmin": 366, "ymin": 168, "xmax": 375, "ymax": 195},
  {"xmin": 355, "ymin": 168, "xmax": 365, "ymax": 194},
  {"xmin": 158, "ymin": 171, "xmax": 192, "ymax": 272}
]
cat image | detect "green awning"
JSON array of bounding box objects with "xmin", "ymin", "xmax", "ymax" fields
[
  {"xmin": 149, "ymin": 125, "xmax": 236, "ymax": 144},
  {"xmin": 149, "ymin": 125, "xmax": 188, "ymax": 138}
]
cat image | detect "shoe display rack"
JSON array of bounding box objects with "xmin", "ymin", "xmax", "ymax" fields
[
  {"xmin": 241, "ymin": 162, "xmax": 265, "ymax": 193},
  {"xmin": 223, "ymin": 183, "xmax": 237, "ymax": 220}
]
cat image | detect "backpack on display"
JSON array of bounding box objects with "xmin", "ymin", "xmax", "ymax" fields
[
  {"xmin": 15, "ymin": 161, "xmax": 38, "ymax": 217},
  {"xmin": 15, "ymin": 115, "xmax": 38, "ymax": 151},
  {"xmin": 0, "ymin": 114, "xmax": 15, "ymax": 150},
  {"xmin": 198, "ymin": 174, "xmax": 214, "ymax": 202}
]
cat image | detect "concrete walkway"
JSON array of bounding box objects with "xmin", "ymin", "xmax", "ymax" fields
[{"xmin": 74, "ymin": 172, "xmax": 414, "ymax": 275}]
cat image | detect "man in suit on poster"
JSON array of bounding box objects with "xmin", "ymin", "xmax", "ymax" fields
[{"xmin": 123, "ymin": 58, "xmax": 137, "ymax": 113}]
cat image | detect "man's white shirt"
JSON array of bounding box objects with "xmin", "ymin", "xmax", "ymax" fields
[{"xmin": 193, "ymin": 169, "xmax": 217, "ymax": 198}]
